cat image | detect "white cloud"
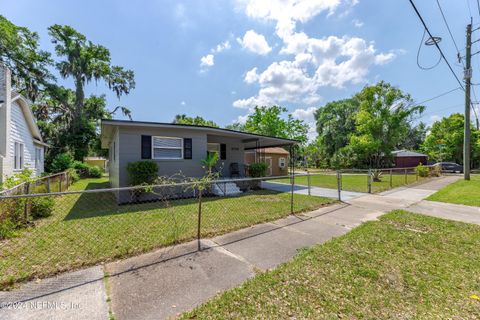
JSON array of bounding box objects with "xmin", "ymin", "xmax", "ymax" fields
[
  {"xmin": 243, "ymin": 0, "xmax": 343, "ymax": 38},
  {"xmin": 292, "ymin": 106, "xmax": 317, "ymax": 122},
  {"xmin": 200, "ymin": 54, "xmax": 214, "ymax": 67},
  {"xmin": 213, "ymin": 40, "xmax": 231, "ymax": 53},
  {"xmin": 430, "ymin": 115, "xmax": 441, "ymax": 123},
  {"xmin": 352, "ymin": 19, "xmax": 364, "ymax": 27},
  {"xmin": 237, "ymin": 30, "xmax": 272, "ymax": 55},
  {"xmin": 180, "ymin": 101, "xmax": 186, "ymax": 106},
  {"xmin": 244, "ymin": 67, "xmax": 259, "ymax": 83},
  {"xmin": 234, "ymin": 1, "xmax": 397, "ymax": 109},
  {"xmin": 199, "ymin": 39, "xmax": 232, "ymax": 71}
]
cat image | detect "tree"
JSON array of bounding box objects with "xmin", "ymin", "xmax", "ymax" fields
[
  {"xmin": 242, "ymin": 106, "xmax": 308, "ymax": 143},
  {"xmin": 47, "ymin": 25, "xmax": 135, "ymax": 160},
  {"xmin": 315, "ymin": 98, "xmax": 359, "ymax": 159},
  {"xmin": 422, "ymin": 113, "xmax": 480, "ymax": 165},
  {"xmin": 0, "ymin": 15, "xmax": 53, "ymax": 101},
  {"xmin": 173, "ymin": 114, "xmax": 219, "ymax": 127},
  {"xmin": 400, "ymin": 122, "xmax": 427, "ymax": 151},
  {"xmin": 346, "ymin": 81, "xmax": 425, "ymax": 168}
]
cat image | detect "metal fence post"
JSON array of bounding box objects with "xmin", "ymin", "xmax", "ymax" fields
[
  {"xmin": 23, "ymin": 182, "xmax": 31, "ymax": 222},
  {"xmin": 197, "ymin": 186, "xmax": 202, "ymax": 251},
  {"xmin": 336, "ymin": 171, "xmax": 342, "ymax": 201},
  {"xmin": 290, "ymin": 172, "xmax": 295, "ymax": 214},
  {"xmin": 59, "ymin": 174, "xmax": 62, "ymax": 192},
  {"xmin": 47, "ymin": 177, "xmax": 51, "ymax": 193},
  {"xmin": 307, "ymin": 171, "xmax": 311, "ymax": 196},
  {"xmin": 389, "ymin": 169, "xmax": 393, "ymax": 188},
  {"xmin": 367, "ymin": 169, "xmax": 372, "ymax": 193},
  {"xmin": 404, "ymin": 168, "xmax": 407, "ymax": 184}
]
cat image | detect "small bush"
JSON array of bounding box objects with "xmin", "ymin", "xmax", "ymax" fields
[
  {"xmin": 127, "ymin": 161, "xmax": 159, "ymax": 185},
  {"xmin": 88, "ymin": 166, "xmax": 103, "ymax": 178},
  {"xmin": 0, "ymin": 219, "xmax": 18, "ymax": 240},
  {"xmin": 371, "ymin": 169, "xmax": 383, "ymax": 182},
  {"xmin": 416, "ymin": 164, "xmax": 429, "ymax": 177},
  {"xmin": 50, "ymin": 153, "xmax": 74, "ymax": 173},
  {"xmin": 31, "ymin": 196, "xmax": 55, "ymax": 219},
  {"xmin": 248, "ymin": 162, "xmax": 268, "ymax": 177},
  {"xmin": 67, "ymin": 168, "xmax": 80, "ymax": 183}
]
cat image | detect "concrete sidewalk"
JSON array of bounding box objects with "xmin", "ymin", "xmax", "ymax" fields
[{"xmin": 0, "ymin": 175, "xmax": 469, "ymax": 320}]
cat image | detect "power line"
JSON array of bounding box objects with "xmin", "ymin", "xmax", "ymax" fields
[
  {"xmin": 416, "ymin": 29, "xmax": 442, "ymax": 70},
  {"xmin": 408, "ymin": 0, "xmax": 465, "ymax": 90},
  {"xmin": 437, "ymin": 0, "xmax": 464, "ymax": 66},
  {"xmin": 414, "ymin": 87, "xmax": 461, "ymax": 105},
  {"xmin": 477, "ymin": 0, "xmax": 480, "ymax": 16}
]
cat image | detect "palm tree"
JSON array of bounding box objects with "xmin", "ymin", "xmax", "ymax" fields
[{"xmin": 201, "ymin": 153, "xmax": 219, "ymax": 174}]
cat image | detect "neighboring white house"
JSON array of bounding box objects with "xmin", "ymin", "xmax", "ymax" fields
[{"xmin": 0, "ymin": 65, "xmax": 48, "ymax": 184}]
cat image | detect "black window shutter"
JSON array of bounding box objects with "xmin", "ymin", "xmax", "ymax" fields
[
  {"xmin": 141, "ymin": 135, "xmax": 152, "ymax": 159},
  {"xmin": 184, "ymin": 138, "xmax": 192, "ymax": 159},
  {"xmin": 220, "ymin": 143, "xmax": 226, "ymax": 160}
]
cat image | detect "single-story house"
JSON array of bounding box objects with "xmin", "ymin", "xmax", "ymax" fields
[
  {"xmin": 391, "ymin": 150, "xmax": 428, "ymax": 168},
  {"xmin": 245, "ymin": 147, "xmax": 289, "ymax": 176},
  {"xmin": 0, "ymin": 65, "xmax": 48, "ymax": 184},
  {"xmin": 100, "ymin": 119, "xmax": 297, "ymax": 200}
]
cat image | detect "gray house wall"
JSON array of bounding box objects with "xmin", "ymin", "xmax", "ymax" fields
[
  {"xmin": 108, "ymin": 128, "xmax": 120, "ymax": 189},
  {"xmin": 207, "ymin": 135, "xmax": 245, "ymax": 177},
  {"xmin": 117, "ymin": 126, "xmax": 208, "ymax": 188}
]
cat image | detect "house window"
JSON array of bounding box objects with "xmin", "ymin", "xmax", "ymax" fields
[
  {"xmin": 14, "ymin": 142, "xmax": 24, "ymax": 170},
  {"xmin": 207, "ymin": 143, "xmax": 220, "ymax": 157},
  {"xmin": 35, "ymin": 147, "xmax": 42, "ymax": 168},
  {"xmin": 279, "ymin": 157, "xmax": 286, "ymax": 168},
  {"xmin": 152, "ymin": 136, "xmax": 183, "ymax": 159}
]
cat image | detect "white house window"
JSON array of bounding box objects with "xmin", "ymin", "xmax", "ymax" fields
[
  {"xmin": 35, "ymin": 147, "xmax": 42, "ymax": 168},
  {"xmin": 152, "ymin": 136, "xmax": 183, "ymax": 159},
  {"xmin": 14, "ymin": 142, "xmax": 24, "ymax": 170},
  {"xmin": 279, "ymin": 157, "xmax": 286, "ymax": 168},
  {"xmin": 207, "ymin": 143, "xmax": 220, "ymax": 157}
]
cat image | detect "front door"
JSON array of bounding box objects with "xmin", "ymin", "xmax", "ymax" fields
[{"xmin": 265, "ymin": 157, "xmax": 272, "ymax": 176}]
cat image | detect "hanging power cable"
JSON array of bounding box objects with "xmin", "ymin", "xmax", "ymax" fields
[
  {"xmin": 408, "ymin": 0, "xmax": 465, "ymax": 90},
  {"xmin": 417, "ymin": 29, "xmax": 442, "ymax": 70}
]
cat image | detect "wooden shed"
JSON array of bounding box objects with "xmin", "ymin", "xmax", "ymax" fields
[
  {"xmin": 245, "ymin": 147, "xmax": 289, "ymax": 176},
  {"xmin": 391, "ymin": 150, "xmax": 428, "ymax": 168}
]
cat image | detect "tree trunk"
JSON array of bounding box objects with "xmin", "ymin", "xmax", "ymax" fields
[{"xmin": 74, "ymin": 76, "xmax": 84, "ymax": 118}]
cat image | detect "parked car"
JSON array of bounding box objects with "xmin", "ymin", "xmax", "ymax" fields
[{"xmin": 434, "ymin": 162, "xmax": 463, "ymax": 173}]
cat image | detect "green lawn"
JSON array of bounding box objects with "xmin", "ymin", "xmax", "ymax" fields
[
  {"xmin": 277, "ymin": 172, "xmax": 424, "ymax": 193},
  {"xmin": 181, "ymin": 211, "xmax": 480, "ymax": 319},
  {"xmin": 427, "ymin": 174, "xmax": 480, "ymax": 207},
  {"xmin": 0, "ymin": 177, "xmax": 334, "ymax": 289}
]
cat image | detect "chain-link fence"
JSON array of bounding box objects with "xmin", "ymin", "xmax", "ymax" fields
[
  {"xmin": 0, "ymin": 165, "xmax": 443, "ymax": 289},
  {"xmin": 0, "ymin": 176, "xmax": 334, "ymax": 289}
]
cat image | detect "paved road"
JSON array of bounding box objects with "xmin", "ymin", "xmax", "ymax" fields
[
  {"xmin": 261, "ymin": 181, "xmax": 365, "ymax": 201},
  {"xmin": 1, "ymin": 175, "xmax": 471, "ymax": 320}
]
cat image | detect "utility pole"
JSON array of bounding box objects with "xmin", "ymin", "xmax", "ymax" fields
[{"xmin": 464, "ymin": 23, "xmax": 472, "ymax": 181}]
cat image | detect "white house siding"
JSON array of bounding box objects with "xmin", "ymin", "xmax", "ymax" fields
[{"xmin": 8, "ymin": 100, "xmax": 43, "ymax": 177}]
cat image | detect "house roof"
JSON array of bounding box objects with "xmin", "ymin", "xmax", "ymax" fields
[
  {"xmin": 11, "ymin": 93, "xmax": 48, "ymax": 146},
  {"xmin": 253, "ymin": 147, "xmax": 290, "ymax": 155},
  {"xmin": 391, "ymin": 149, "xmax": 427, "ymax": 157},
  {"xmin": 100, "ymin": 119, "xmax": 298, "ymax": 149}
]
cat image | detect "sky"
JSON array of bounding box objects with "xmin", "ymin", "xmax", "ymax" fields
[{"xmin": 2, "ymin": 0, "xmax": 479, "ymax": 140}]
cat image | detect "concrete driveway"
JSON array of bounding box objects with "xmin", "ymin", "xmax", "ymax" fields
[{"xmin": 261, "ymin": 181, "xmax": 365, "ymax": 201}]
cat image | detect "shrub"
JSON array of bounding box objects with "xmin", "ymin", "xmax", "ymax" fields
[
  {"xmin": 416, "ymin": 164, "xmax": 429, "ymax": 177},
  {"xmin": 0, "ymin": 219, "xmax": 18, "ymax": 240},
  {"xmin": 67, "ymin": 168, "xmax": 80, "ymax": 183},
  {"xmin": 31, "ymin": 196, "xmax": 55, "ymax": 219},
  {"xmin": 88, "ymin": 166, "xmax": 103, "ymax": 178},
  {"xmin": 371, "ymin": 169, "xmax": 383, "ymax": 182},
  {"xmin": 127, "ymin": 161, "xmax": 159, "ymax": 185},
  {"xmin": 50, "ymin": 153, "xmax": 74, "ymax": 173},
  {"xmin": 248, "ymin": 162, "xmax": 268, "ymax": 177}
]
